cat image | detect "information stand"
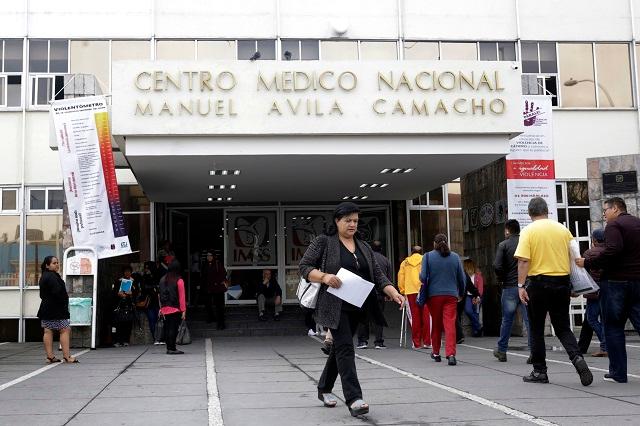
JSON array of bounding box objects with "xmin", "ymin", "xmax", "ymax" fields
[{"xmin": 63, "ymin": 247, "xmax": 98, "ymax": 349}]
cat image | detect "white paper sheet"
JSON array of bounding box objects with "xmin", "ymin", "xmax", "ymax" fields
[{"xmin": 328, "ymin": 268, "xmax": 375, "ymax": 308}]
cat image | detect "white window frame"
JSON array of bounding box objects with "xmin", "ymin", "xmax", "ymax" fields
[
  {"xmin": 237, "ymin": 39, "xmax": 276, "ymax": 61},
  {"xmin": 0, "ymin": 75, "xmax": 5, "ymax": 107},
  {"xmin": 27, "ymin": 187, "xmax": 64, "ymax": 213},
  {"xmin": 0, "ymin": 187, "xmax": 20, "ymax": 213},
  {"xmin": 28, "ymin": 39, "xmax": 69, "ymax": 109},
  {"xmin": 556, "ymin": 181, "xmax": 591, "ymax": 249}
]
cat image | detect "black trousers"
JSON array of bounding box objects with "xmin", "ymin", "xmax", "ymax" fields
[
  {"xmin": 164, "ymin": 312, "xmax": 182, "ymax": 351},
  {"xmin": 318, "ymin": 310, "xmax": 363, "ymax": 406},
  {"xmin": 115, "ymin": 320, "xmax": 132, "ymax": 344},
  {"xmin": 578, "ymin": 317, "xmax": 594, "ymax": 354},
  {"xmin": 526, "ymin": 276, "xmax": 581, "ymax": 372},
  {"xmin": 456, "ymin": 298, "xmax": 465, "ymax": 340},
  {"xmin": 303, "ymin": 308, "xmax": 316, "ymax": 331},
  {"xmin": 357, "ymin": 299, "xmax": 384, "ymax": 345},
  {"xmin": 205, "ymin": 292, "xmax": 226, "ymax": 325}
]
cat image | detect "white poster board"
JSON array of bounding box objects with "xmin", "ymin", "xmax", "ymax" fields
[
  {"xmin": 51, "ymin": 96, "xmax": 132, "ymax": 259},
  {"xmin": 506, "ymin": 96, "xmax": 557, "ymax": 227}
]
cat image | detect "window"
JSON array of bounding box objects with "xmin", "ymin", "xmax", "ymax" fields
[
  {"xmin": 70, "ymin": 40, "xmax": 110, "ymax": 93},
  {"xmin": 320, "ymin": 41, "xmax": 358, "ymax": 60},
  {"xmin": 558, "ymin": 43, "xmax": 596, "ymax": 108},
  {"xmin": 440, "ymin": 42, "xmax": 477, "ymax": 60},
  {"xmin": 28, "ymin": 40, "xmax": 69, "ymax": 107},
  {"xmin": 280, "ymin": 39, "xmax": 319, "ymax": 61},
  {"xmin": 404, "ymin": 41, "xmax": 439, "ymax": 60},
  {"xmin": 479, "ymin": 42, "xmax": 517, "ymax": 61},
  {"xmin": 0, "ymin": 188, "xmax": 18, "ymax": 211},
  {"xmin": 595, "ymin": 43, "xmax": 633, "ymax": 108},
  {"xmin": 156, "ymin": 40, "xmax": 196, "ymax": 60},
  {"xmin": 0, "ymin": 39, "xmax": 23, "ymax": 107},
  {"xmin": 0, "ymin": 216, "xmax": 20, "ymax": 287},
  {"xmin": 25, "ymin": 215, "xmax": 63, "ymax": 287},
  {"xmin": 360, "ymin": 41, "xmax": 397, "ymax": 60},
  {"xmin": 197, "ymin": 41, "xmax": 236, "ymax": 60},
  {"xmin": 28, "ymin": 188, "xmax": 64, "ymax": 211},
  {"xmin": 557, "ymin": 181, "xmax": 590, "ymax": 254},
  {"xmin": 112, "ymin": 40, "xmax": 150, "ymax": 60},
  {"xmin": 521, "ymin": 41, "xmax": 558, "ymax": 106},
  {"xmin": 237, "ymin": 40, "xmax": 275, "ymax": 60}
]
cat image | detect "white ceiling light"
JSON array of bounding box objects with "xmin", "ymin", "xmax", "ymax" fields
[
  {"xmin": 207, "ymin": 197, "xmax": 213, "ymax": 201},
  {"xmin": 380, "ymin": 168, "xmax": 415, "ymax": 174},
  {"xmin": 380, "ymin": 168, "xmax": 391, "ymax": 174},
  {"xmin": 359, "ymin": 183, "xmax": 389, "ymax": 188},
  {"xmin": 210, "ymin": 169, "xmax": 241, "ymax": 176},
  {"xmin": 209, "ymin": 184, "xmax": 236, "ymax": 190}
]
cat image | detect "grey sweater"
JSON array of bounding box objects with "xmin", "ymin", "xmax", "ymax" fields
[{"xmin": 299, "ymin": 233, "xmax": 393, "ymax": 329}]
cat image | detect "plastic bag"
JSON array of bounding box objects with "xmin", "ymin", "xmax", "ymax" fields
[
  {"xmin": 154, "ymin": 315, "xmax": 165, "ymax": 342},
  {"xmin": 569, "ymin": 240, "xmax": 599, "ymax": 294},
  {"xmin": 176, "ymin": 320, "xmax": 192, "ymax": 345},
  {"xmin": 69, "ymin": 297, "xmax": 92, "ymax": 325}
]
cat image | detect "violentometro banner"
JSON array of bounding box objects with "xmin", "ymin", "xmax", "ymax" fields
[
  {"xmin": 506, "ymin": 95, "xmax": 557, "ymax": 227},
  {"xmin": 51, "ymin": 96, "xmax": 132, "ymax": 259}
]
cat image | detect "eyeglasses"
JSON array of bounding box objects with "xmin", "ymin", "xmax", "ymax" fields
[{"xmin": 602, "ymin": 206, "xmax": 613, "ymax": 215}]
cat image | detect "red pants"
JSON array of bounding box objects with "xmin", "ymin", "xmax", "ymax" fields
[
  {"xmin": 427, "ymin": 295, "xmax": 458, "ymax": 357},
  {"xmin": 407, "ymin": 293, "xmax": 431, "ymax": 347}
]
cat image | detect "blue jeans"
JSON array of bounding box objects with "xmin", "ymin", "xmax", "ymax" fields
[
  {"xmin": 464, "ymin": 297, "xmax": 482, "ymax": 335},
  {"xmin": 497, "ymin": 286, "xmax": 531, "ymax": 353},
  {"xmin": 600, "ymin": 280, "xmax": 640, "ymax": 382},
  {"xmin": 146, "ymin": 307, "xmax": 159, "ymax": 341},
  {"xmin": 585, "ymin": 298, "xmax": 606, "ymax": 352}
]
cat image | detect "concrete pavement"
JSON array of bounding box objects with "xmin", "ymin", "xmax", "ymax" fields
[{"xmin": 1, "ymin": 334, "xmax": 640, "ymax": 425}]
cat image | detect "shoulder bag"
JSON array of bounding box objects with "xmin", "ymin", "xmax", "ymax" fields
[{"xmin": 296, "ymin": 237, "xmax": 328, "ymax": 309}]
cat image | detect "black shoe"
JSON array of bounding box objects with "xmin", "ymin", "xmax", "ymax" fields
[
  {"xmin": 447, "ymin": 356, "xmax": 457, "ymax": 366},
  {"xmin": 526, "ymin": 355, "xmax": 533, "ymax": 365},
  {"xmin": 430, "ymin": 353, "xmax": 442, "ymax": 362},
  {"xmin": 493, "ymin": 349, "xmax": 507, "ymax": 362},
  {"xmin": 572, "ymin": 356, "xmax": 593, "ymax": 386},
  {"xmin": 456, "ymin": 337, "xmax": 465, "ymax": 344},
  {"xmin": 274, "ymin": 313, "xmax": 280, "ymax": 321},
  {"xmin": 523, "ymin": 370, "xmax": 549, "ymax": 383},
  {"xmin": 259, "ymin": 312, "xmax": 267, "ymax": 321},
  {"xmin": 603, "ymin": 373, "xmax": 627, "ymax": 383},
  {"xmin": 166, "ymin": 349, "xmax": 184, "ymax": 355},
  {"xmin": 321, "ymin": 343, "xmax": 332, "ymax": 355}
]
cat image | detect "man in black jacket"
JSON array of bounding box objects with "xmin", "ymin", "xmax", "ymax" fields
[
  {"xmin": 578, "ymin": 197, "xmax": 640, "ymax": 383},
  {"xmin": 493, "ymin": 219, "xmax": 531, "ymax": 362},
  {"xmin": 357, "ymin": 241, "xmax": 391, "ymax": 349}
]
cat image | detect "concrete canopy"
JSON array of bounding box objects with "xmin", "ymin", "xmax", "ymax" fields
[{"xmin": 122, "ymin": 134, "xmax": 509, "ymax": 203}]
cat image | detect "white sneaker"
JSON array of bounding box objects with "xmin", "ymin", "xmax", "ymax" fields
[
  {"xmin": 307, "ymin": 329, "xmax": 317, "ymax": 336},
  {"xmin": 422, "ymin": 344, "xmax": 432, "ymax": 349},
  {"xmin": 356, "ymin": 343, "xmax": 368, "ymax": 349},
  {"xmin": 113, "ymin": 343, "xmax": 122, "ymax": 348},
  {"xmin": 153, "ymin": 341, "xmax": 162, "ymax": 345}
]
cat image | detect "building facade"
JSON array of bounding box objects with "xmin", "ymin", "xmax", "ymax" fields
[{"xmin": 1, "ymin": 0, "xmax": 638, "ymax": 342}]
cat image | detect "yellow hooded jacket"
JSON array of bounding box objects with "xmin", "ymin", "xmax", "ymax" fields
[{"xmin": 397, "ymin": 253, "xmax": 424, "ymax": 295}]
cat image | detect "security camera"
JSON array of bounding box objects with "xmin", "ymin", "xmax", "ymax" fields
[{"xmin": 511, "ymin": 63, "xmax": 520, "ymax": 70}]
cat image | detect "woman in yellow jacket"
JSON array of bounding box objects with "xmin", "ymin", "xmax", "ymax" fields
[{"xmin": 398, "ymin": 246, "xmax": 431, "ymax": 349}]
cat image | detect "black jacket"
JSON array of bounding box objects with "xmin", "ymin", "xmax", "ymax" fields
[
  {"xmin": 37, "ymin": 270, "xmax": 70, "ymax": 320},
  {"xmin": 494, "ymin": 234, "xmax": 519, "ymax": 286},
  {"xmin": 585, "ymin": 213, "xmax": 640, "ymax": 281}
]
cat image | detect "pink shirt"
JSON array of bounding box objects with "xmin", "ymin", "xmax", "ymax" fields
[{"xmin": 160, "ymin": 278, "xmax": 186, "ymax": 315}]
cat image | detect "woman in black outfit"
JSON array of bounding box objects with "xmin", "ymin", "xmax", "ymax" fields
[
  {"xmin": 37, "ymin": 256, "xmax": 78, "ymax": 364},
  {"xmin": 299, "ymin": 202, "xmax": 404, "ymax": 417}
]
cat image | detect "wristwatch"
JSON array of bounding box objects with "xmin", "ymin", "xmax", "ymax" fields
[{"xmin": 517, "ymin": 283, "xmax": 525, "ymax": 289}]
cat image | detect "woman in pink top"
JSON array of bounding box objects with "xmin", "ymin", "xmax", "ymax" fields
[
  {"xmin": 463, "ymin": 259, "xmax": 484, "ymax": 337},
  {"xmin": 159, "ymin": 259, "xmax": 187, "ymax": 355}
]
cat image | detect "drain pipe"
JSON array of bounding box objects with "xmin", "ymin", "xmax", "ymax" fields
[
  {"xmin": 630, "ymin": 0, "xmax": 640, "ymax": 141},
  {"xmin": 18, "ymin": 0, "xmax": 29, "ymax": 343}
]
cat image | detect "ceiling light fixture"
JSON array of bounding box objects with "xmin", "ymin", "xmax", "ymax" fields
[
  {"xmin": 209, "ymin": 169, "xmax": 241, "ymax": 176},
  {"xmin": 380, "ymin": 168, "xmax": 415, "ymax": 174}
]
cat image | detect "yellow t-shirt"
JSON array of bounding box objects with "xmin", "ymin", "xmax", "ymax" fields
[{"xmin": 514, "ymin": 218, "xmax": 573, "ymax": 276}]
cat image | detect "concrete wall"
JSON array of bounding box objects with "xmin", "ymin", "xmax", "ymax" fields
[
  {"xmin": 587, "ymin": 154, "xmax": 640, "ymax": 229},
  {"xmin": 0, "ymin": 0, "xmax": 635, "ymax": 40}
]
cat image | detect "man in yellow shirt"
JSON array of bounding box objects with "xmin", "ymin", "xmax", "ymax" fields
[{"xmin": 515, "ymin": 197, "xmax": 593, "ymax": 386}]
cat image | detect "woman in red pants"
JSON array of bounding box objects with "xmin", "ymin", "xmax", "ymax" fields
[{"xmin": 420, "ymin": 234, "xmax": 466, "ymax": 365}]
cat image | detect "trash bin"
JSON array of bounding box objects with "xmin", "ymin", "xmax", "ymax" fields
[{"xmin": 69, "ymin": 298, "xmax": 93, "ymax": 325}]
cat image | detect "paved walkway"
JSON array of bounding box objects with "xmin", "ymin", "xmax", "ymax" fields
[{"xmin": 1, "ymin": 335, "xmax": 640, "ymax": 425}]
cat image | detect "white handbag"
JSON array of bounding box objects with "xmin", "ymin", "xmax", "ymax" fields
[{"xmin": 297, "ymin": 277, "xmax": 321, "ymax": 309}]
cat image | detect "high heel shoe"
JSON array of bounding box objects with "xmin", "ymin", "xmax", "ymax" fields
[
  {"xmin": 63, "ymin": 356, "xmax": 79, "ymax": 363},
  {"xmin": 46, "ymin": 356, "xmax": 61, "ymax": 364}
]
